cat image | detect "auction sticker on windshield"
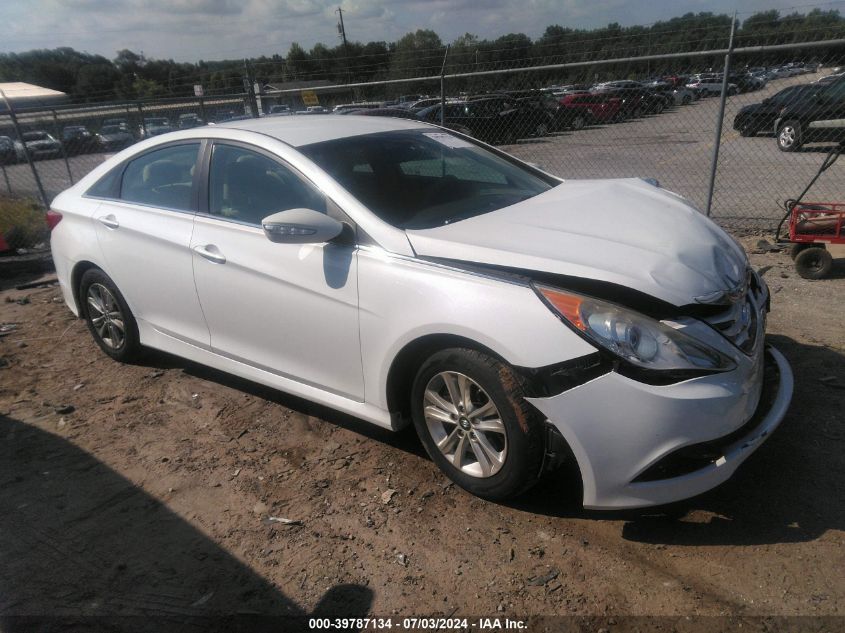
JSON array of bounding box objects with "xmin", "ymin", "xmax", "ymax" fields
[{"xmin": 423, "ymin": 131, "xmax": 475, "ymax": 148}]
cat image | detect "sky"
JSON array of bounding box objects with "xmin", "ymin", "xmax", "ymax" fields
[{"xmin": 1, "ymin": 0, "xmax": 843, "ymax": 62}]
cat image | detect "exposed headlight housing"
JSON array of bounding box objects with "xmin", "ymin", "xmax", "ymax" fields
[{"xmin": 534, "ymin": 284, "xmax": 736, "ymax": 373}]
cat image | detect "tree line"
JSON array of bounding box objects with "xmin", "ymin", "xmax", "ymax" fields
[{"xmin": 1, "ymin": 8, "xmax": 843, "ymax": 104}]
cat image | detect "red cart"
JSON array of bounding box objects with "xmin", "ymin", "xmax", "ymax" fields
[
  {"xmin": 785, "ymin": 202, "xmax": 844, "ymax": 279},
  {"xmin": 775, "ymin": 143, "xmax": 843, "ymax": 279}
]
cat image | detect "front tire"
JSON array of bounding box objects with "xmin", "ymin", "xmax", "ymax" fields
[
  {"xmin": 410, "ymin": 348, "xmax": 546, "ymax": 500},
  {"xmin": 79, "ymin": 269, "xmax": 141, "ymax": 362}
]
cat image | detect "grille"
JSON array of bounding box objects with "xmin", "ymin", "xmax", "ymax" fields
[{"xmin": 702, "ymin": 269, "xmax": 767, "ymax": 355}]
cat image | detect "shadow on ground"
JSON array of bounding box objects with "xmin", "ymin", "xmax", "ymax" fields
[{"xmin": 0, "ymin": 414, "xmax": 373, "ymax": 632}]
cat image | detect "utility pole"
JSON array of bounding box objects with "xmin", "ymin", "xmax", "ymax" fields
[{"xmin": 337, "ymin": 7, "xmax": 352, "ymax": 83}]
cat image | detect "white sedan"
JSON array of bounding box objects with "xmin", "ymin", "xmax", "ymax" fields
[
  {"xmin": 48, "ymin": 116, "xmax": 793, "ymax": 509},
  {"xmin": 685, "ymin": 78, "xmax": 739, "ymax": 97}
]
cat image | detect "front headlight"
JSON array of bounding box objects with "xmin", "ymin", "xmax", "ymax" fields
[{"xmin": 535, "ymin": 284, "xmax": 735, "ymax": 373}]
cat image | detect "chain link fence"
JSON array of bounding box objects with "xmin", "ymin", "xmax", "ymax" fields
[
  {"xmin": 1, "ymin": 39, "xmax": 844, "ymax": 239},
  {"xmin": 0, "ymin": 93, "xmax": 251, "ymax": 205}
]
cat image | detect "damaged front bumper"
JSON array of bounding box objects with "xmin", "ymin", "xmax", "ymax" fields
[{"xmin": 526, "ymin": 345, "xmax": 793, "ymax": 509}]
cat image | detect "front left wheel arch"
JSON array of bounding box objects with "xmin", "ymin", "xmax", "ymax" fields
[{"xmin": 385, "ymin": 333, "xmax": 508, "ymax": 428}]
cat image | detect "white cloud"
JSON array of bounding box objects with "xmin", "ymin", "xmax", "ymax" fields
[{"xmin": 0, "ymin": 0, "xmax": 837, "ymax": 62}]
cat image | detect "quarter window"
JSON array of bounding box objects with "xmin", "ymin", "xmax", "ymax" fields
[
  {"xmin": 208, "ymin": 144, "xmax": 325, "ymax": 226},
  {"xmin": 120, "ymin": 143, "xmax": 199, "ymax": 211}
]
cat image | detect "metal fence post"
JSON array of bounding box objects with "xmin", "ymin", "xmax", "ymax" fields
[
  {"xmin": 198, "ymin": 95, "xmax": 207, "ymax": 123},
  {"xmin": 440, "ymin": 46, "xmax": 449, "ymax": 125},
  {"xmin": 0, "ymin": 88, "xmax": 49, "ymax": 207},
  {"xmin": 51, "ymin": 109, "xmax": 74, "ymax": 185},
  {"xmin": 705, "ymin": 12, "xmax": 737, "ymax": 218},
  {"xmin": 137, "ymin": 102, "xmax": 147, "ymax": 138}
]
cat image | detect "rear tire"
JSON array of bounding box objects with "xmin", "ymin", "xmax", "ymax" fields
[
  {"xmin": 79, "ymin": 269, "xmax": 141, "ymax": 362},
  {"xmin": 777, "ymin": 120, "xmax": 803, "ymax": 152},
  {"xmin": 794, "ymin": 247, "xmax": 833, "ymax": 279},
  {"xmin": 571, "ymin": 114, "xmax": 586, "ymax": 130},
  {"xmin": 410, "ymin": 348, "xmax": 546, "ymax": 500}
]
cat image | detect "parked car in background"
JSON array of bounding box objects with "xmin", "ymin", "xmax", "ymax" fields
[
  {"xmin": 102, "ymin": 118, "xmax": 129, "ymax": 130},
  {"xmin": 557, "ymin": 93, "xmax": 623, "ymax": 124},
  {"xmin": 592, "ymin": 80, "xmax": 642, "ymax": 90},
  {"xmin": 686, "ymin": 75, "xmax": 738, "ymax": 97},
  {"xmin": 96, "ymin": 125, "xmax": 135, "ymax": 151},
  {"xmin": 729, "ymin": 72, "xmax": 765, "ymax": 93},
  {"xmin": 0, "ymin": 135, "xmax": 16, "ymax": 164},
  {"xmin": 775, "ymin": 77, "xmax": 845, "ymax": 151},
  {"xmin": 19, "ymin": 131, "xmax": 62, "ymax": 160},
  {"xmin": 140, "ymin": 117, "xmax": 172, "ymax": 138},
  {"xmin": 353, "ymin": 107, "xmax": 475, "ymax": 138},
  {"xmin": 732, "ymin": 84, "xmax": 815, "ymax": 137},
  {"xmin": 769, "ymin": 66, "xmax": 803, "ymax": 79},
  {"xmin": 671, "ymin": 86, "xmax": 697, "ymax": 105},
  {"xmin": 62, "ymin": 125, "xmax": 98, "ymax": 154},
  {"xmin": 662, "ymin": 75, "xmax": 691, "ymax": 88},
  {"xmin": 645, "ymin": 81, "xmax": 694, "ymax": 105},
  {"xmin": 268, "ymin": 104, "xmax": 292, "ymax": 115},
  {"xmin": 599, "ymin": 87, "xmax": 669, "ymax": 117},
  {"xmin": 177, "ymin": 113, "xmax": 205, "ymax": 129},
  {"xmin": 406, "ymin": 98, "xmax": 442, "ymax": 113},
  {"xmin": 353, "ymin": 108, "xmax": 421, "ymax": 120},
  {"xmin": 48, "ymin": 115, "xmax": 793, "ymax": 508},
  {"xmin": 815, "ymin": 72, "xmax": 845, "ymax": 85},
  {"xmin": 418, "ymin": 98, "xmax": 551, "ymax": 144},
  {"xmin": 332, "ymin": 103, "xmax": 379, "ymax": 113}
]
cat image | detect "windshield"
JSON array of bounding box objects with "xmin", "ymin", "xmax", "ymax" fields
[
  {"xmin": 23, "ymin": 132, "xmax": 49, "ymax": 141},
  {"xmin": 299, "ymin": 129, "xmax": 558, "ymax": 230},
  {"xmin": 101, "ymin": 126, "xmax": 124, "ymax": 134}
]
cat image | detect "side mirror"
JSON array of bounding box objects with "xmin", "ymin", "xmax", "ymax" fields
[{"xmin": 261, "ymin": 208, "xmax": 343, "ymax": 244}]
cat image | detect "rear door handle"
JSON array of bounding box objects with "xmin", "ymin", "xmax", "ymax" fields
[
  {"xmin": 98, "ymin": 214, "xmax": 119, "ymax": 229},
  {"xmin": 192, "ymin": 244, "xmax": 226, "ymax": 264}
]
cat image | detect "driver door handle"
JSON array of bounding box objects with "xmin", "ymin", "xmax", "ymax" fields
[
  {"xmin": 98, "ymin": 214, "xmax": 119, "ymax": 229},
  {"xmin": 192, "ymin": 244, "xmax": 227, "ymax": 264}
]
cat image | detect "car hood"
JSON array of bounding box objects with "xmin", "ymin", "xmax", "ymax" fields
[{"xmin": 404, "ymin": 178, "xmax": 748, "ymax": 307}]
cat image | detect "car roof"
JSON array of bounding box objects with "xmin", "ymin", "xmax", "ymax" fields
[{"xmin": 217, "ymin": 114, "xmax": 430, "ymax": 147}]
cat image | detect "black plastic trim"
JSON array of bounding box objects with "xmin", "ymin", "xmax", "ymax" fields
[{"xmin": 517, "ymin": 352, "xmax": 612, "ymax": 398}]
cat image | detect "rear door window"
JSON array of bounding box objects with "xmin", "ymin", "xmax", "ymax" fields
[{"xmin": 120, "ymin": 143, "xmax": 199, "ymax": 211}]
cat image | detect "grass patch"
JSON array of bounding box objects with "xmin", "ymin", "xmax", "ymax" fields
[{"xmin": 0, "ymin": 196, "xmax": 47, "ymax": 251}]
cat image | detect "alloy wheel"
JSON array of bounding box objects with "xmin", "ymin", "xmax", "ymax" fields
[
  {"xmin": 87, "ymin": 283, "xmax": 126, "ymax": 350},
  {"xmin": 423, "ymin": 371, "xmax": 507, "ymax": 478},
  {"xmin": 779, "ymin": 126, "xmax": 796, "ymax": 149}
]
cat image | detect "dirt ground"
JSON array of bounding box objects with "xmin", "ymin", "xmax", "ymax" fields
[{"xmin": 1, "ymin": 237, "xmax": 844, "ymax": 631}]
